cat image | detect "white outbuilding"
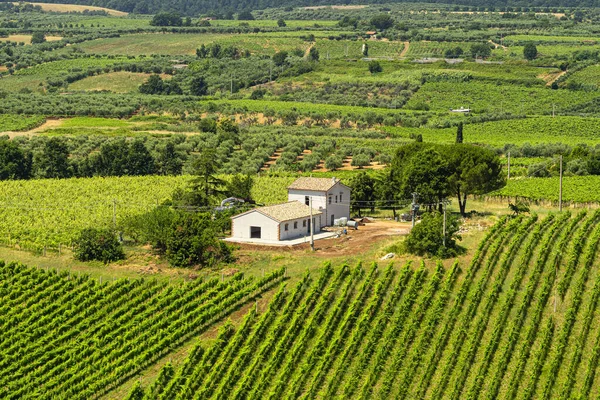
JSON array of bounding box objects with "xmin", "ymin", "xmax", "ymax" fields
[{"xmin": 231, "ymin": 201, "xmax": 323, "ymax": 242}]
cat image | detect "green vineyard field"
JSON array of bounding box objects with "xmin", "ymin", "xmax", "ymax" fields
[
  {"xmin": 124, "ymin": 212, "xmax": 600, "ymax": 399},
  {"xmin": 0, "ymin": 261, "xmax": 285, "ymax": 399},
  {"xmin": 492, "ymin": 176, "xmax": 600, "ymax": 204}
]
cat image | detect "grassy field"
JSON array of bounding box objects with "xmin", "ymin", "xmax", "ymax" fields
[
  {"xmin": 75, "ymin": 32, "xmax": 345, "ymax": 56},
  {"xmin": 14, "ymin": 1, "xmax": 127, "ymax": 16},
  {"xmin": 0, "ymin": 114, "xmax": 45, "ymax": 132},
  {"xmin": 405, "ymin": 81, "xmax": 600, "ymax": 114},
  {"xmin": 385, "ymin": 116, "xmax": 600, "ymax": 146},
  {"xmin": 69, "ymin": 71, "xmax": 157, "ymax": 93}
]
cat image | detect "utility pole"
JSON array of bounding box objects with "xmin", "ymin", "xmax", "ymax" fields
[
  {"xmin": 310, "ymin": 196, "xmax": 315, "ymax": 251},
  {"xmin": 559, "ymin": 155, "xmax": 563, "ymax": 212},
  {"xmin": 507, "ymin": 151, "xmax": 511, "ymax": 179},
  {"xmin": 552, "ymin": 103, "xmax": 555, "ymax": 118},
  {"xmin": 442, "ymin": 201, "xmax": 447, "ymax": 247}
]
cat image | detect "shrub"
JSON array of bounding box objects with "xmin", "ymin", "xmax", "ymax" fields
[
  {"xmin": 368, "ymin": 61, "xmax": 383, "ymax": 74},
  {"xmin": 404, "ymin": 212, "xmax": 463, "ymax": 258},
  {"xmin": 73, "ymin": 228, "xmax": 124, "ymax": 264}
]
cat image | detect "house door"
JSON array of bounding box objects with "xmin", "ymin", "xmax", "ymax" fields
[
  {"xmin": 250, "ymin": 226, "xmax": 261, "ymax": 239},
  {"xmin": 307, "ymin": 220, "xmax": 311, "ymax": 234},
  {"xmin": 331, "ymin": 214, "xmax": 335, "ymax": 226}
]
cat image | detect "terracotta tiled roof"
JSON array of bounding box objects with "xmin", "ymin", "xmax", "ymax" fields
[
  {"xmin": 233, "ymin": 201, "xmax": 322, "ymax": 223},
  {"xmin": 288, "ymin": 177, "xmax": 343, "ymax": 192}
]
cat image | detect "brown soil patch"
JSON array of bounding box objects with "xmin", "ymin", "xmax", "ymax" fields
[
  {"xmin": 236, "ymin": 219, "xmax": 411, "ymax": 257},
  {"xmin": 400, "ymin": 41, "xmax": 410, "ymax": 57},
  {"xmin": 539, "ymin": 70, "xmax": 566, "ymax": 86},
  {"xmin": 15, "ymin": 2, "xmax": 127, "ymax": 16}
]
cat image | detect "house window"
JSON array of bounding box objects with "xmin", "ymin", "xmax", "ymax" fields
[
  {"xmin": 340, "ymin": 193, "xmax": 343, "ymax": 202},
  {"xmin": 294, "ymin": 222, "xmax": 298, "ymax": 229},
  {"xmin": 305, "ymin": 196, "xmax": 310, "ymax": 206},
  {"xmin": 336, "ymin": 195, "xmax": 338, "ymax": 203},
  {"xmin": 329, "ymin": 196, "xmax": 332, "ymax": 204},
  {"xmin": 303, "ymin": 220, "xmax": 307, "ymax": 227},
  {"xmin": 285, "ymin": 223, "xmax": 289, "ymax": 231}
]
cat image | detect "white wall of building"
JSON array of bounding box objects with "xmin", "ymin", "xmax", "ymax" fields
[
  {"xmin": 279, "ymin": 215, "xmax": 322, "ymax": 241},
  {"xmin": 288, "ymin": 182, "xmax": 351, "ymax": 226},
  {"xmin": 232, "ymin": 211, "xmax": 279, "ymax": 241},
  {"xmin": 324, "ymin": 183, "xmax": 351, "ymax": 225}
]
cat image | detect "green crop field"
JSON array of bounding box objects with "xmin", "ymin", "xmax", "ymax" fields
[
  {"xmin": 492, "ymin": 176, "xmax": 600, "ymax": 204},
  {"xmin": 7, "ymin": 213, "xmax": 600, "ymax": 399},
  {"xmin": 0, "ymin": 261, "xmax": 285, "ymax": 399},
  {"xmin": 385, "ymin": 116, "xmax": 600, "ymax": 146},
  {"xmin": 69, "ymin": 71, "xmax": 156, "ymax": 93},
  {"xmin": 75, "ymin": 32, "xmax": 338, "ymax": 56},
  {"xmin": 405, "ymin": 81, "xmax": 600, "ymax": 114},
  {"xmin": 0, "ymin": 114, "xmax": 45, "ymax": 132},
  {"xmin": 14, "ymin": 57, "xmax": 133, "ymax": 77},
  {"xmin": 134, "ymin": 213, "xmax": 600, "ymax": 399}
]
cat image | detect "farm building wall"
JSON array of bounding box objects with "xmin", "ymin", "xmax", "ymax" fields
[
  {"xmin": 288, "ymin": 183, "xmax": 351, "ymax": 226},
  {"xmin": 324, "ymin": 183, "xmax": 351, "ymax": 224},
  {"xmin": 231, "ymin": 211, "xmax": 280, "ymax": 241},
  {"xmin": 279, "ymin": 215, "xmax": 323, "ymax": 241}
]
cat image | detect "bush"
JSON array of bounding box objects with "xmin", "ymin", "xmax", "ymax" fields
[
  {"xmin": 368, "ymin": 61, "xmax": 382, "ymax": 74},
  {"xmin": 404, "ymin": 212, "xmax": 463, "ymax": 258},
  {"xmin": 73, "ymin": 228, "xmax": 124, "ymax": 264}
]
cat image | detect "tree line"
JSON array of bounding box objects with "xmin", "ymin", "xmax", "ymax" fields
[{"xmin": 17, "ymin": 0, "xmax": 597, "ymax": 16}]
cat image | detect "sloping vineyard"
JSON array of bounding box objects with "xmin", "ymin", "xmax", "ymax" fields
[
  {"xmin": 0, "ymin": 262, "xmax": 284, "ymax": 400},
  {"xmin": 138, "ymin": 211, "xmax": 600, "ymax": 399}
]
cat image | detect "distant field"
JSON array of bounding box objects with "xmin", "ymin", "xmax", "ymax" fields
[
  {"xmin": 405, "ymin": 81, "xmax": 600, "ymax": 114},
  {"xmin": 384, "ymin": 116, "xmax": 600, "ymax": 146},
  {"xmin": 565, "ymin": 65, "xmax": 600, "ymax": 89},
  {"xmin": 69, "ymin": 71, "xmax": 157, "ymax": 93},
  {"xmin": 315, "ymin": 38, "xmax": 404, "ymax": 59},
  {"xmin": 493, "ymin": 176, "xmax": 600, "ymax": 203},
  {"xmin": 76, "ymin": 33, "xmax": 314, "ymax": 56},
  {"xmin": 405, "ymin": 41, "xmax": 473, "ymax": 58},
  {"xmin": 504, "ymin": 35, "xmax": 600, "ymax": 45},
  {"xmin": 0, "ymin": 114, "xmax": 45, "ymax": 132},
  {"xmin": 14, "ymin": 2, "xmax": 127, "ymax": 16},
  {"xmin": 0, "ymin": 34, "xmax": 62, "ymax": 44}
]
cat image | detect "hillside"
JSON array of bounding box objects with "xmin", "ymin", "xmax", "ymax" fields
[{"xmin": 5, "ymin": 0, "xmax": 598, "ymax": 16}]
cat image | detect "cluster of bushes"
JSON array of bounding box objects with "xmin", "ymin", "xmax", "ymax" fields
[
  {"xmin": 273, "ymin": 81, "xmax": 419, "ymax": 109},
  {"xmin": 514, "ymin": 143, "xmax": 600, "ymax": 177},
  {"xmin": 124, "ymin": 207, "xmax": 234, "ymax": 268}
]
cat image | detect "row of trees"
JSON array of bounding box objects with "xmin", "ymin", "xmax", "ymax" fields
[
  {"xmin": 0, "ymin": 137, "xmax": 184, "ymax": 180},
  {"xmin": 349, "ymin": 142, "xmax": 504, "ymax": 218}
]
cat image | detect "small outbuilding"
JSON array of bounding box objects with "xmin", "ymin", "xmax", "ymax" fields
[{"xmin": 231, "ymin": 201, "xmax": 322, "ymax": 242}]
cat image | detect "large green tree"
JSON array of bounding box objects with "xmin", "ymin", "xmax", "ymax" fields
[
  {"xmin": 447, "ymin": 144, "xmax": 505, "ymax": 216},
  {"xmin": 349, "ymin": 171, "xmax": 376, "ymax": 217},
  {"xmin": 0, "ymin": 140, "xmax": 31, "ymax": 180},
  {"xmin": 34, "ymin": 137, "xmax": 71, "ymax": 179},
  {"xmin": 391, "ymin": 143, "xmax": 504, "ymax": 216}
]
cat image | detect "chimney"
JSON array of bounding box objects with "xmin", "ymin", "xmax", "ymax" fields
[{"xmin": 332, "ymin": 177, "xmax": 336, "ymax": 184}]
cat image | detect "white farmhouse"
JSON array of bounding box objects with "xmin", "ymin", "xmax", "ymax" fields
[
  {"xmin": 231, "ymin": 201, "xmax": 323, "ymax": 242},
  {"xmin": 287, "ymin": 177, "xmax": 351, "ymax": 227},
  {"xmin": 229, "ymin": 177, "xmax": 351, "ymax": 243}
]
